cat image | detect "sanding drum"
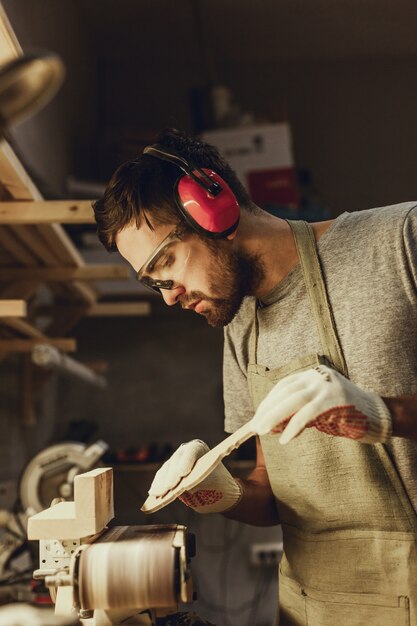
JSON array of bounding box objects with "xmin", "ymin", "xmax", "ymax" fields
[{"xmin": 74, "ymin": 525, "xmax": 195, "ymax": 612}]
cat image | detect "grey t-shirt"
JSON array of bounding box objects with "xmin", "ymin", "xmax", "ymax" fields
[{"xmin": 223, "ymin": 202, "xmax": 417, "ymax": 513}]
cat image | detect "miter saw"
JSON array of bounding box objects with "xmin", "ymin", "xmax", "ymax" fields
[
  {"xmin": 19, "ymin": 440, "xmax": 109, "ymax": 516},
  {"xmin": 28, "ymin": 468, "xmax": 198, "ymax": 626}
]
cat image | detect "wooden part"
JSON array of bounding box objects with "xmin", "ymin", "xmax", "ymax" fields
[
  {"xmin": 0, "ymin": 142, "xmax": 42, "ymax": 200},
  {"xmin": 36, "ymin": 302, "xmax": 151, "ymax": 318},
  {"xmin": 0, "ymin": 145, "xmax": 96, "ymax": 302},
  {"xmin": 87, "ymin": 302, "xmax": 151, "ymax": 317},
  {"xmin": 0, "ymin": 4, "xmax": 22, "ymax": 62},
  {"xmin": 61, "ymin": 281, "xmax": 97, "ymax": 305},
  {"xmin": 141, "ymin": 420, "xmax": 257, "ymax": 513},
  {"xmin": 0, "ymin": 299, "xmax": 26, "ymax": 317},
  {"xmin": 9, "ymin": 225, "xmax": 62, "ymax": 265},
  {"xmin": 75, "ymin": 468, "xmax": 114, "ymax": 529},
  {"xmin": 0, "ymin": 226, "xmax": 39, "ymax": 265},
  {"xmin": 36, "ymin": 223, "xmax": 85, "ymax": 266},
  {"xmin": 27, "ymin": 468, "xmax": 114, "ymax": 540},
  {"xmin": 0, "ymin": 316, "xmax": 45, "ymax": 338},
  {"xmin": 0, "ymin": 200, "xmax": 96, "ymax": 224},
  {"xmin": 0, "ymin": 338, "xmax": 76, "ymax": 353},
  {"xmin": 0, "ymin": 264, "xmax": 130, "ymax": 282}
]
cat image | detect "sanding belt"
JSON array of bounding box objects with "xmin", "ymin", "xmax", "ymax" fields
[{"xmin": 78, "ymin": 526, "xmax": 179, "ymax": 610}]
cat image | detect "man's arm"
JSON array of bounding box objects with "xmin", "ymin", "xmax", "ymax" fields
[
  {"xmin": 385, "ymin": 395, "xmax": 417, "ymax": 441},
  {"xmin": 223, "ymin": 437, "xmax": 280, "ymax": 526}
]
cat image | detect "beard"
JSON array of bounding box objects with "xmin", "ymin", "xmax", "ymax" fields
[{"xmin": 180, "ymin": 244, "xmax": 264, "ymax": 327}]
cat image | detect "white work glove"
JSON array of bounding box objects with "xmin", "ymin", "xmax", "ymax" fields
[
  {"xmin": 253, "ymin": 365, "xmax": 392, "ymax": 444},
  {"xmin": 148, "ymin": 440, "xmax": 242, "ymax": 513}
]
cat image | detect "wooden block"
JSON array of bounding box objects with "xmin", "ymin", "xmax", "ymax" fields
[
  {"xmin": 28, "ymin": 468, "xmax": 114, "ymax": 540},
  {"xmin": 87, "ymin": 302, "xmax": 151, "ymax": 317},
  {"xmin": 0, "ymin": 317, "xmax": 45, "ymax": 338},
  {"xmin": 75, "ymin": 468, "xmax": 114, "ymax": 530},
  {"xmin": 0, "ymin": 338, "xmax": 76, "ymax": 353},
  {"xmin": 0, "ymin": 264, "xmax": 130, "ymax": 281},
  {"xmin": 0, "ymin": 299, "xmax": 26, "ymax": 317}
]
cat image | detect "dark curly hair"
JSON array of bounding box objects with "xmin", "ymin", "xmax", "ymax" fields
[{"xmin": 92, "ymin": 128, "xmax": 257, "ymax": 252}]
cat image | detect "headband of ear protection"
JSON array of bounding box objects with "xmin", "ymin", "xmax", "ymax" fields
[{"xmin": 143, "ymin": 144, "xmax": 240, "ymax": 238}]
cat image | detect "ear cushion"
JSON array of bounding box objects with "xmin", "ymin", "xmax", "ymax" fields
[{"xmin": 175, "ymin": 169, "xmax": 240, "ymax": 238}]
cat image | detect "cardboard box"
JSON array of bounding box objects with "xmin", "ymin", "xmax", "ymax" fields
[{"xmin": 203, "ymin": 123, "xmax": 299, "ymax": 208}]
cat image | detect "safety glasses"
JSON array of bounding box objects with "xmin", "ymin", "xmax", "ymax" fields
[{"xmin": 136, "ymin": 223, "xmax": 187, "ymax": 293}]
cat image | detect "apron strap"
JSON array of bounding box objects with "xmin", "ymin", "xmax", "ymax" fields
[
  {"xmin": 287, "ymin": 219, "xmax": 348, "ymax": 377},
  {"xmin": 248, "ymin": 299, "xmax": 259, "ymax": 365}
]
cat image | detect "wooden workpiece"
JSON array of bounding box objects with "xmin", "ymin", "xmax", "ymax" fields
[
  {"xmin": 0, "ymin": 299, "xmax": 26, "ymax": 317},
  {"xmin": 28, "ymin": 467, "xmax": 114, "ymax": 540}
]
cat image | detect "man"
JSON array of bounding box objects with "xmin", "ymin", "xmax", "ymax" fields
[{"xmin": 93, "ymin": 128, "xmax": 417, "ymax": 626}]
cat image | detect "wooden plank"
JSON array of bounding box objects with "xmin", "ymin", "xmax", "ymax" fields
[
  {"xmin": 62, "ymin": 281, "xmax": 97, "ymax": 305},
  {"xmin": 0, "ymin": 299, "xmax": 26, "ymax": 317},
  {"xmin": 0, "ymin": 264, "xmax": 130, "ymax": 282},
  {"xmin": 0, "ymin": 200, "xmax": 96, "ymax": 224},
  {"xmin": 36, "ymin": 223, "xmax": 87, "ymax": 266},
  {"xmin": 0, "ymin": 142, "xmax": 42, "ymax": 201},
  {"xmin": 0, "ymin": 4, "xmax": 22, "ymax": 63},
  {"xmin": 9, "ymin": 225, "xmax": 62, "ymax": 265},
  {"xmin": 87, "ymin": 302, "xmax": 151, "ymax": 317},
  {"xmin": 0, "ymin": 338, "xmax": 76, "ymax": 353},
  {"xmin": 0, "ymin": 226, "xmax": 39, "ymax": 265},
  {"xmin": 35, "ymin": 301, "xmax": 152, "ymax": 318},
  {"xmin": 0, "ymin": 145, "xmax": 97, "ymax": 301},
  {"xmin": 1, "ymin": 317, "xmax": 44, "ymax": 338}
]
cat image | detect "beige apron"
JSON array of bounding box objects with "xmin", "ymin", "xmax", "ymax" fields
[{"xmin": 247, "ymin": 220, "xmax": 417, "ymax": 626}]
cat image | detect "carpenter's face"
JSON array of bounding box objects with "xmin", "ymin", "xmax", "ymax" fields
[{"xmin": 116, "ymin": 221, "xmax": 261, "ymax": 327}]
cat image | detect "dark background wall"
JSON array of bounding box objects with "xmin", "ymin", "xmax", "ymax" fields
[{"xmin": 2, "ymin": 0, "xmax": 417, "ymax": 211}]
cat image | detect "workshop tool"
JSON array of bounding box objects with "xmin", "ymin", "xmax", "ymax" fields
[
  {"xmin": 32, "ymin": 344, "xmax": 107, "ymax": 389},
  {"xmin": 142, "ymin": 419, "xmax": 256, "ymax": 513},
  {"xmin": 19, "ymin": 440, "xmax": 109, "ymax": 515},
  {"xmin": 28, "ymin": 468, "xmax": 195, "ymax": 626},
  {"xmin": 0, "ymin": 440, "xmax": 108, "ymax": 600}
]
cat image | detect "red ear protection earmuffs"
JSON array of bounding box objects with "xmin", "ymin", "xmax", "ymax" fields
[{"xmin": 143, "ymin": 144, "xmax": 240, "ymax": 238}]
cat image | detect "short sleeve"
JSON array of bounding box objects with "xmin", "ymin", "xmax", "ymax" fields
[
  {"xmin": 402, "ymin": 204, "xmax": 417, "ymax": 291},
  {"xmin": 223, "ymin": 324, "xmax": 255, "ymax": 433}
]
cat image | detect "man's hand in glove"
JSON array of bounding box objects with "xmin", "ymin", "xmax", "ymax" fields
[
  {"xmin": 148, "ymin": 440, "xmax": 242, "ymax": 513},
  {"xmin": 253, "ymin": 365, "xmax": 392, "ymax": 444}
]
